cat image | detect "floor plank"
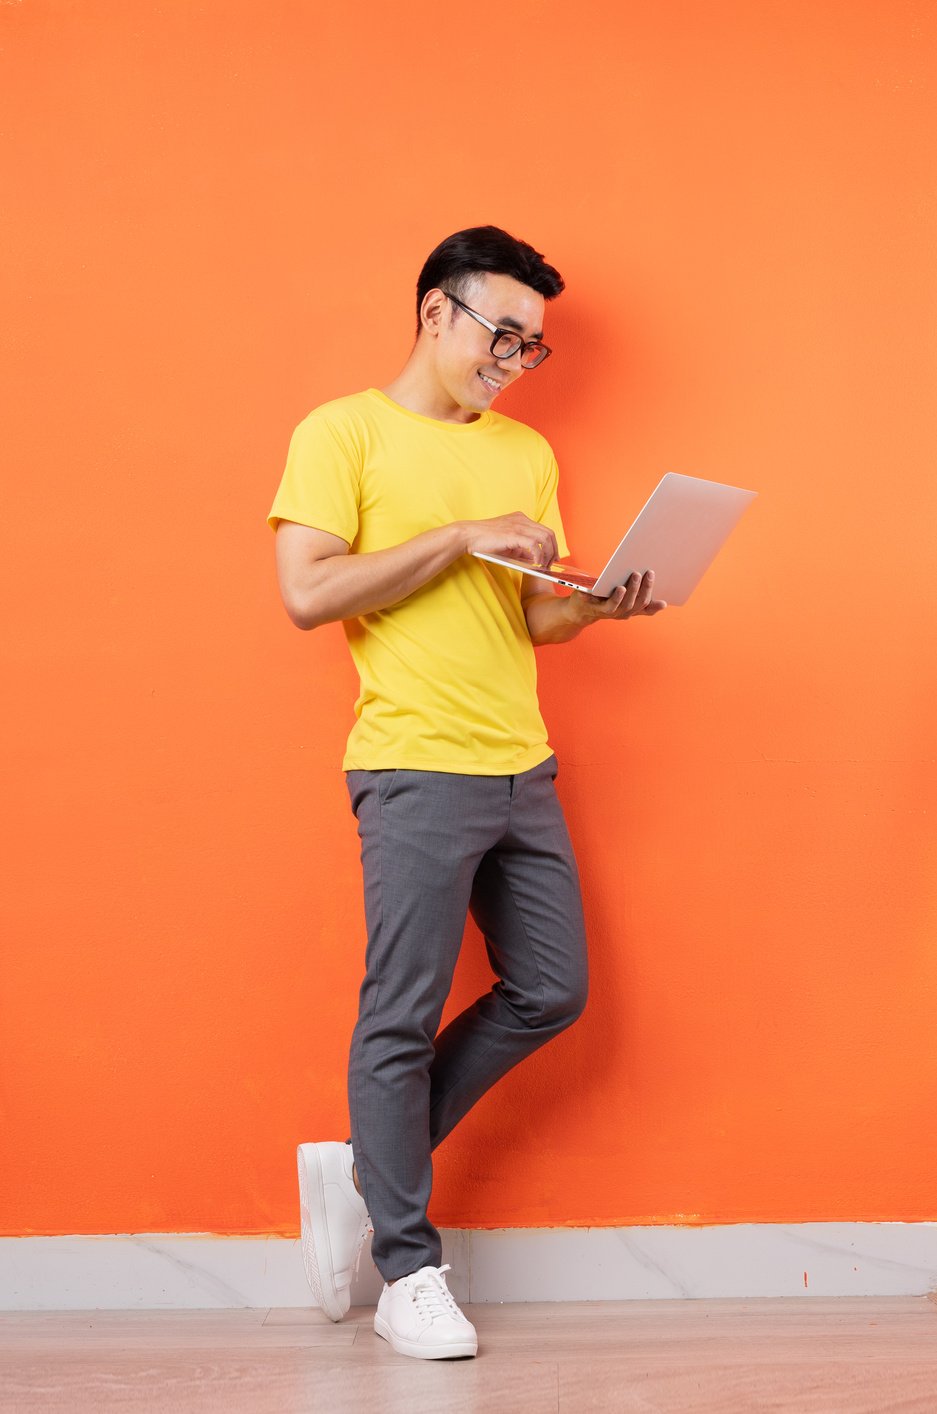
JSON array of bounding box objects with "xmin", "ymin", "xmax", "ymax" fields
[{"xmin": 0, "ymin": 1297, "xmax": 934, "ymax": 1413}]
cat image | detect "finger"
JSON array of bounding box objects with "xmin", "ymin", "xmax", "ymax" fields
[
  {"xmin": 616, "ymin": 572, "xmax": 641, "ymax": 616},
  {"xmin": 636, "ymin": 570, "xmax": 655, "ymax": 612},
  {"xmin": 518, "ymin": 536, "xmax": 549, "ymax": 565},
  {"xmin": 537, "ymin": 532, "xmax": 559, "ymax": 568},
  {"xmin": 600, "ymin": 586, "xmax": 627, "ymax": 615}
]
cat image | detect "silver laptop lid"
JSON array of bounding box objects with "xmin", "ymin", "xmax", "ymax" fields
[{"xmin": 591, "ymin": 473, "xmax": 756, "ymax": 603}]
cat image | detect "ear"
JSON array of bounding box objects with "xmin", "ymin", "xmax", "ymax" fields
[{"xmin": 420, "ymin": 287, "xmax": 450, "ymax": 338}]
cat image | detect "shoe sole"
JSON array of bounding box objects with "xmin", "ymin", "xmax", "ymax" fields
[
  {"xmin": 297, "ymin": 1145, "xmax": 346, "ymax": 1323},
  {"xmin": 374, "ymin": 1313, "xmax": 477, "ymax": 1360}
]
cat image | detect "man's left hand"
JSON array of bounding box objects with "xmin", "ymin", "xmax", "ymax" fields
[{"xmin": 571, "ymin": 570, "xmax": 667, "ymax": 624}]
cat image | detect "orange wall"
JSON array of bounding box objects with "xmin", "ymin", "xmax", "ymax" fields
[{"xmin": 2, "ymin": 0, "xmax": 935, "ymax": 1236}]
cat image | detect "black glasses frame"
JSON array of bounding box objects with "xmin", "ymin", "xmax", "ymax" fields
[{"xmin": 444, "ymin": 292, "xmax": 552, "ymax": 368}]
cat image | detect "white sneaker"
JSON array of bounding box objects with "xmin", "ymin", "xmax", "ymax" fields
[
  {"xmin": 297, "ymin": 1142, "xmax": 371, "ymax": 1322},
  {"xmin": 374, "ymin": 1263, "xmax": 478, "ymax": 1360}
]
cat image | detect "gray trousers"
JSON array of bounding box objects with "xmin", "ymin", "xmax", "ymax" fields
[{"xmin": 345, "ymin": 755, "xmax": 589, "ymax": 1281}]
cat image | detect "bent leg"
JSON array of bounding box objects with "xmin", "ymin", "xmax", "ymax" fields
[{"xmin": 428, "ymin": 756, "xmax": 589, "ymax": 1150}]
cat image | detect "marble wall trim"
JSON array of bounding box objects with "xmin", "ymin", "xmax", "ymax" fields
[{"xmin": 2, "ymin": 1224, "xmax": 935, "ymax": 1310}]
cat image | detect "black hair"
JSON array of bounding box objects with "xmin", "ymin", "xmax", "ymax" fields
[{"xmin": 415, "ymin": 225, "xmax": 564, "ymax": 334}]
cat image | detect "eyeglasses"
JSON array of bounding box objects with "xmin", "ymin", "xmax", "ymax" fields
[{"xmin": 444, "ymin": 292, "xmax": 552, "ymax": 369}]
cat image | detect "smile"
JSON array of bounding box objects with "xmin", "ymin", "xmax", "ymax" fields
[{"xmin": 477, "ymin": 372, "xmax": 502, "ymax": 393}]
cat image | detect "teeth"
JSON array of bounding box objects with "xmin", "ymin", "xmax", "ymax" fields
[{"xmin": 479, "ymin": 373, "xmax": 500, "ymax": 390}]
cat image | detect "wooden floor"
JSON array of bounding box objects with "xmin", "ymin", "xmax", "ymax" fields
[{"xmin": 1, "ymin": 1297, "xmax": 935, "ymax": 1412}]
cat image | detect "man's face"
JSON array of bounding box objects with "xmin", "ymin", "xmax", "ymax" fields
[{"xmin": 432, "ymin": 272, "xmax": 547, "ymax": 415}]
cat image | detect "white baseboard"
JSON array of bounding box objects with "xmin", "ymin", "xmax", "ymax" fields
[{"xmin": 2, "ymin": 1224, "xmax": 935, "ymax": 1310}]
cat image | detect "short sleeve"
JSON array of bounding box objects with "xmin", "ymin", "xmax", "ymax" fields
[
  {"xmin": 267, "ymin": 410, "xmax": 362, "ymax": 543},
  {"xmin": 535, "ymin": 453, "xmax": 570, "ymax": 560}
]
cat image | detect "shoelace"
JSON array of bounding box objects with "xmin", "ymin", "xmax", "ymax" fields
[
  {"xmin": 352, "ymin": 1214, "xmax": 374, "ymax": 1281},
  {"xmin": 409, "ymin": 1264, "xmax": 462, "ymax": 1322}
]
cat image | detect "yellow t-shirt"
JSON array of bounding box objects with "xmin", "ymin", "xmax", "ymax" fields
[{"xmin": 268, "ymin": 388, "xmax": 569, "ymax": 774}]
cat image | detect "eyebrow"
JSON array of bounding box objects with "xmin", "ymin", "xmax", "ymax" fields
[{"xmin": 497, "ymin": 315, "xmax": 544, "ymax": 340}]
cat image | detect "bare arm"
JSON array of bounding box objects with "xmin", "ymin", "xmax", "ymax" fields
[
  {"xmin": 275, "ymin": 513, "xmax": 560, "ymax": 630},
  {"xmin": 524, "ymin": 571, "xmax": 667, "ymax": 646}
]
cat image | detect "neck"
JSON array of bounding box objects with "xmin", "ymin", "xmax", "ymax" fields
[{"xmin": 380, "ymin": 346, "xmax": 479, "ymax": 425}]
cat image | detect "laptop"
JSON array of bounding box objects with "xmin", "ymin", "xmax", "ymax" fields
[{"xmin": 472, "ymin": 472, "xmax": 757, "ymax": 605}]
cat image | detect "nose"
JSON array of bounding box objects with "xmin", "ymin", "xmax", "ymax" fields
[{"xmin": 496, "ymin": 350, "xmax": 523, "ymax": 376}]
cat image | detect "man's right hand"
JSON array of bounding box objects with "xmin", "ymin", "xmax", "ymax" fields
[{"xmin": 461, "ymin": 513, "xmax": 558, "ymax": 570}]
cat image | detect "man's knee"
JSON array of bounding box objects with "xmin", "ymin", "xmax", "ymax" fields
[
  {"xmin": 553, "ymin": 978, "xmax": 589, "ymax": 1030},
  {"xmin": 534, "ymin": 969, "xmax": 589, "ymax": 1031}
]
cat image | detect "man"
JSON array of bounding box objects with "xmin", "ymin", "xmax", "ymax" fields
[{"xmin": 269, "ymin": 226, "xmax": 665, "ymax": 1361}]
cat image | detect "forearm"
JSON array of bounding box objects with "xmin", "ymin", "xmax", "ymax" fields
[
  {"xmin": 523, "ymin": 591, "xmax": 588, "ymax": 646},
  {"xmin": 284, "ymin": 522, "xmax": 468, "ymax": 630}
]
